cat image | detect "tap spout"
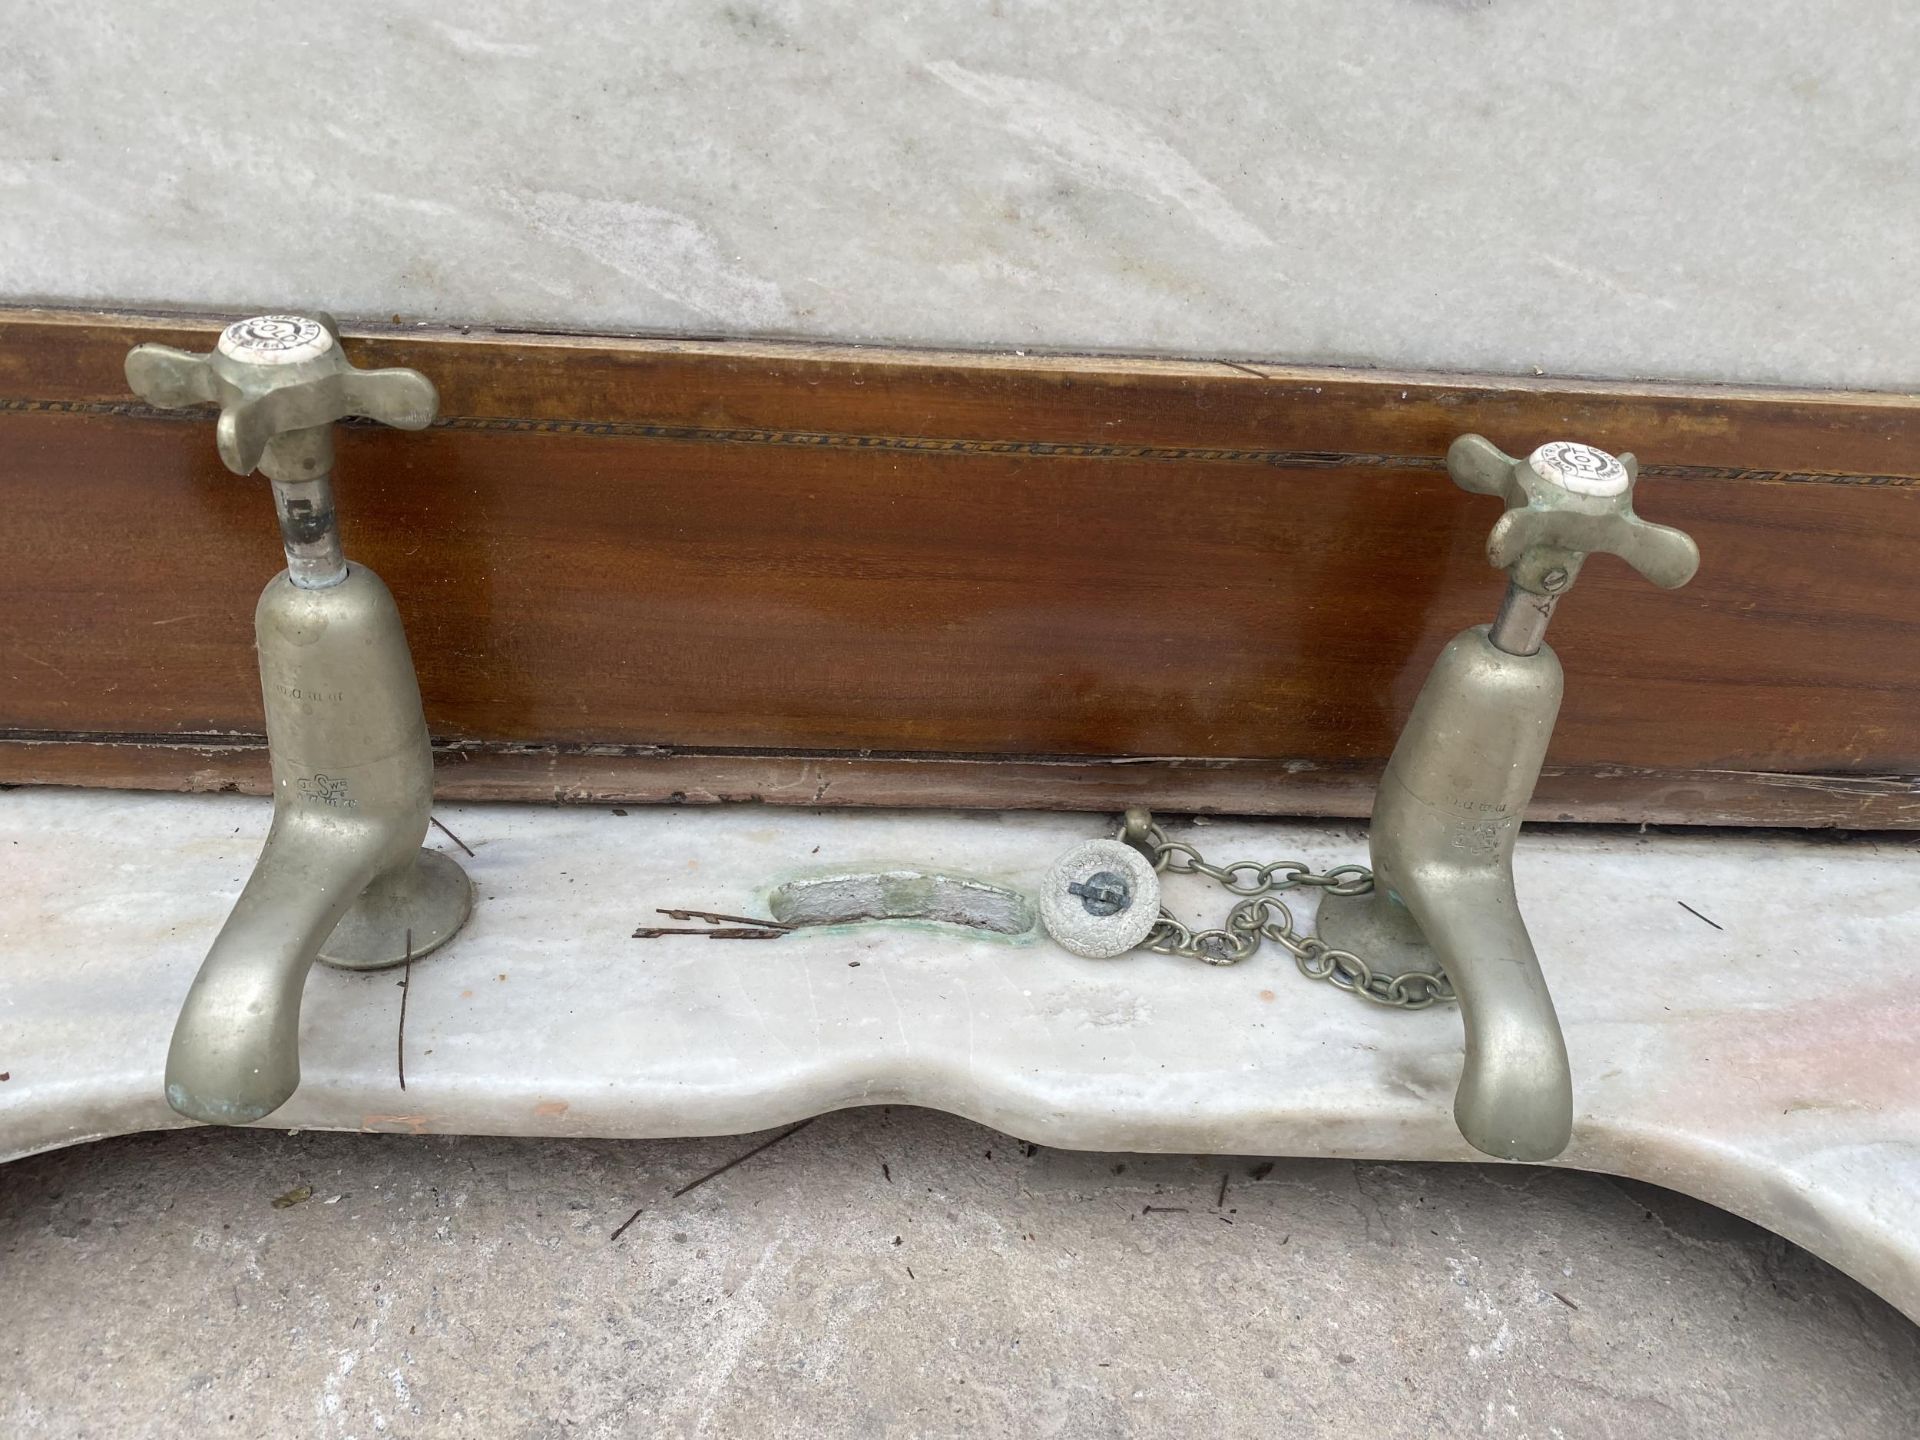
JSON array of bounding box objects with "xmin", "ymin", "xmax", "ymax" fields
[
  {"xmin": 1388, "ymin": 844, "xmax": 1573, "ymax": 1161},
  {"xmin": 164, "ymin": 810, "xmax": 389, "ymax": 1125},
  {"xmin": 1350, "ymin": 626, "xmax": 1574, "ymax": 1161},
  {"xmin": 162, "ymin": 564, "xmax": 471, "ymax": 1127}
]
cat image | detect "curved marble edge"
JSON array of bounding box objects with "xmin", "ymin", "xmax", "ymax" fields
[
  {"xmin": 3, "ymin": 791, "xmax": 1916, "ymax": 1323},
  {"xmin": 9, "ymin": 1073, "xmax": 1917, "ymax": 1324}
]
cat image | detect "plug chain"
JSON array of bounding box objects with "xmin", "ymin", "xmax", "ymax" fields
[{"xmin": 1123, "ymin": 814, "xmax": 1456, "ymax": 1011}]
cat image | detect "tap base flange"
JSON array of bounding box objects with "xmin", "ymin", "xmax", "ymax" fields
[
  {"xmin": 319, "ymin": 847, "xmax": 474, "ymax": 972},
  {"xmin": 1314, "ymin": 887, "xmax": 1449, "ymax": 981}
]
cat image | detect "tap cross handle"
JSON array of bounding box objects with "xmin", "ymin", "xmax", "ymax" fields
[
  {"xmin": 1447, "ymin": 433, "xmax": 1699, "ymax": 597},
  {"xmin": 125, "ymin": 313, "xmax": 437, "ymax": 482}
]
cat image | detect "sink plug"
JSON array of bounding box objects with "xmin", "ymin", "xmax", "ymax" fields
[{"xmin": 1041, "ymin": 838, "xmax": 1161, "ymax": 958}]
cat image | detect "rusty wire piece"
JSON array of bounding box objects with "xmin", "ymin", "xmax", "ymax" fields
[{"xmin": 633, "ymin": 908, "xmax": 790, "ymax": 941}]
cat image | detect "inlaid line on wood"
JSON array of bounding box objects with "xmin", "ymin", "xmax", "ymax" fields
[{"xmin": 2, "ymin": 396, "xmax": 1913, "ymax": 487}]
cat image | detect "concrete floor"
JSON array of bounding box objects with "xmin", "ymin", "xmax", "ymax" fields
[{"xmin": 3, "ymin": 1109, "xmax": 1916, "ymax": 1439}]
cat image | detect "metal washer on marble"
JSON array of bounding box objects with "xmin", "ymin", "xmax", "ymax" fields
[{"xmin": 1039, "ymin": 838, "xmax": 1160, "ymax": 959}]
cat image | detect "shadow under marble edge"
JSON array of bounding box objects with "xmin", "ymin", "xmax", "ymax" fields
[{"xmin": 2, "ymin": 1111, "xmax": 1919, "ymax": 1438}]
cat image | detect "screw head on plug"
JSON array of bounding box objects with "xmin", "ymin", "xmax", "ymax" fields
[{"xmin": 1068, "ymin": 870, "xmax": 1131, "ymax": 916}]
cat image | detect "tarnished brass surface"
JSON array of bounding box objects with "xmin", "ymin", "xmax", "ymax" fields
[
  {"xmin": 1324, "ymin": 434, "xmax": 1698, "ymax": 1162},
  {"xmin": 1322, "ymin": 631, "xmax": 1569, "ymax": 1160},
  {"xmin": 163, "ymin": 567, "xmax": 471, "ymax": 1124},
  {"xmin": 126, "ymin": 316, "xmax": 471, "ymax": 1126}
]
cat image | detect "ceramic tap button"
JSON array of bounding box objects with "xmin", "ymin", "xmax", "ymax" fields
[
  {"xmin": 215, "ymin": 314, "xmax": 336, "ymax": 366},
  {"xmin": 1039, "ymin": 838, "xmax": 1160, "ymax": 959},
  {"xmin": 1527, "ymin": 440, "xmax": 1630, "ymax": 498}
]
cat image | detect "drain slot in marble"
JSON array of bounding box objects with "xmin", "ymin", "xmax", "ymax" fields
[{"xmin": 769, "ymin": 870, "xmax": 1036, "ymax": 936}]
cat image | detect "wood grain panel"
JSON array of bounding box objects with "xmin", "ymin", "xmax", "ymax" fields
[{"xmin": 3, "ymin": 307, "xmax": 1917, "ymax": 824}]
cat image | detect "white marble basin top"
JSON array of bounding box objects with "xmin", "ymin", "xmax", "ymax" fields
[{"xmin": 2, "ymin": 789, "xmax": 1917, "ymax": 1321}]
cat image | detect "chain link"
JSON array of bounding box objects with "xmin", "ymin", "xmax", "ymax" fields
[{"xmin": 1126, "ymin": 815, "xmax": 1456, "ymax": 1011}]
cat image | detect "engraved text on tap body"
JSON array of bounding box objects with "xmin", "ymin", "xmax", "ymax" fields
[
  {"xmin": 279, "ymin": 684, "xmax": 344, "ymax": 704},
  {"xmin": 217, "ymin": 315, "xmax": 334, "ymax": 367},
  {"xmin": 296, "ymin": 773, "xmax": 356, "ymax": 810},
  {"xmin": 1448, "ymin": 815, "xmax": 1512, "ymax": 858},
  {"xmin": 1441, "ymin": 793, "xmax": 1516, "ymax": 858}
]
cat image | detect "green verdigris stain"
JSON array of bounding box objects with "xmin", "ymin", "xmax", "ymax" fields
[{"xmin": 762, "ymin": 864, "xmax": 1039, "ymax": 944}]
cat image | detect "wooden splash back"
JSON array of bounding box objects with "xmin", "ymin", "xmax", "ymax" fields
[{"xmin": 2, "ymin": 307, "xmax": 1917, "ymax": 826}]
